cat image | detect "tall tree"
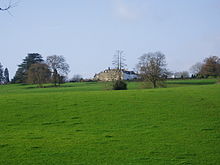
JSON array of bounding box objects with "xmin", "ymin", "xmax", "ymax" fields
[
  {"xmin": 112, "ymin": 50, "xmax": 126, "ymax": 81},
  {"xmin": 12, "ymin": 53, "xmax": 44, "ymax": 83},
  {"xmin": 0, "ymin": 62, "xmax": 4, "ymax": 84},
  {"xmin": 137, "ymin": 51, "xmax": 168, "ymax": 88},
  {"xmin": 111, "ymin": 50, "xmax": 128, "ymax": 90},
  {"xmin": 27, "ymin": 63, "xmax": 51, "ymax": 88},
  {"xmin": 4, "ymin": 68, "xmax": 9, "ymax": 84},
  {"xmin": 46, "ymin": 55, "xmax": 70, "ymax": 86}
]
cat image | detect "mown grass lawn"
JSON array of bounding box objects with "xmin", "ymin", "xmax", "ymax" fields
[{"xmin": 0, "ymin": 79, "xmax": 220, "ymax": 164}]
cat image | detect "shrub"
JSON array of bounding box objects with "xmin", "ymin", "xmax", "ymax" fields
[{"xmin": 112, "ymin": 80, "xmax": 127, "ymax": 90}]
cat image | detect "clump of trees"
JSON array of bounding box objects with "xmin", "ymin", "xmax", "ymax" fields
[
  {"xmin": 7, "ymin": 50, "xmax": 220, "ymax": 89},
  {"xmin": 173, "ymin": 71, "xmax": 190, "ymax": 79},
  {"xmin": 190, "ymin": 56, "xmax": 220, "ymax": 78},
  {"xmin": 137, "ymin": 51, "xmax": 168, "ymax": 88},
  {"xmin": 12, "ymin": 53, "xmax": 70, "ymax": 87},
  {"xmin": 70, "ymin": 74, "xmax": 83, "ymax": 82},
  {"xmin": 0, "ymin": 62, "xmax": 10, "ymax": 84}
]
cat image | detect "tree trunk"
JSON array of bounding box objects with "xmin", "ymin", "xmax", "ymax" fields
[{"xmin": 152, "ymin": 80, "xmax": 157, "ymax": 88}]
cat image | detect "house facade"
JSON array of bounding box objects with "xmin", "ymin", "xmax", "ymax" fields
[{"xmin": 94, "ymin": 68, "xmax": 138, "ymax": 81}]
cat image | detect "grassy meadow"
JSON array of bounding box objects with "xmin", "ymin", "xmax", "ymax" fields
[{"xmin": 0, "ymin": 79, "xmax": 220, "ymax": 164}]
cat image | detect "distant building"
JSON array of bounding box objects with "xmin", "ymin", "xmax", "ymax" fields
[
  {"xmin": 122, "ymin": 70, "xmax": 139, "ymax": 80},
  {"xmin": 94, "ymin": 68, "xmax": 138, "ymax": 81}
]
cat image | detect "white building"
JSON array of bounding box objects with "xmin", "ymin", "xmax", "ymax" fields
[{"xmin": 122, "ymin": 70, "xmax": 138, "ymax": 80}]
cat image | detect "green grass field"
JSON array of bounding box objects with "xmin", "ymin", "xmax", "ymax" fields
[{"xmin": 0, "ymin": 79, "xmax": 220, "ymax": 164}]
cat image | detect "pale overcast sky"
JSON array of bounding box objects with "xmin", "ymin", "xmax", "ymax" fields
[{"xmin": 0, "ymin": 0, "xmax": 220, "ymax": 79}]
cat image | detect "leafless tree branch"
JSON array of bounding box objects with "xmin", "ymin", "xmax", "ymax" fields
[{"xmin": 0, "ymin": 0, "xmax": 18, "ymax": 12}]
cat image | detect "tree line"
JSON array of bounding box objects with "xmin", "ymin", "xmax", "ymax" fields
[
  {"xmin": 0, "ymin": 52, "xmax": 219, "ymax": 89},
  {"xmin": 111, "ymin": 51, "xmax": 220, "ymax": 89},
  {"xmin": 190, "ymin": 56, "xmax": 220, "ymax": 78},
  {"xmin": 11, "ymin": 53, "xmax": 70, "ymax": 87}
]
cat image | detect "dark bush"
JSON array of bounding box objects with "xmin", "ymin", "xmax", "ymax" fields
[{"xmin": 112, "ymin": 80, "xmax": 127, "ymax": 90}]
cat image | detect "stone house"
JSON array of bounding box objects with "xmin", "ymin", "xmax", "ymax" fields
[{"xmin": 94, "ymin": 68, "xmax": 138, "ymax": 81}]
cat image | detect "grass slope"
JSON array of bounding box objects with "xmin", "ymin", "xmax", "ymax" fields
[{"xmin": 0, "ymin": 80, "xmax": 220, "ymax": 164}]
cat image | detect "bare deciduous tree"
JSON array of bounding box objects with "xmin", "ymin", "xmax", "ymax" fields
[
  {"xmin": 137, "ymin": 51, "xmax": 168, "ymax": 88},
  {"xmin": 46, "ymin": 55, "xmax": 70, "ymax": 86},
  {"xmin": 27, "ymin": 63, "xmax": 51, "ymax": 88},
  {"xmin": 190, "ymin": 62, "xmax": 203, "ymax": 75},
  {"xmin": 112, "ymin": 50, "xmax": 126, "ymax": 81}
]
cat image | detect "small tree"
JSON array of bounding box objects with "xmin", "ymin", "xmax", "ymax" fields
[
  {"xmin": 137, "ymin": 51, "xmax": 168, "ymax": 88},
  {"xmin": 4, "ymin": 68, "xmax": 9, "ymax": 84},
  {"xmin": 46, "ymin": 55, "xmax": 70, "ymax": 86},
  {"xmin": 27, "ymin": 63, "xmax": 51, "ymax": 87}
]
